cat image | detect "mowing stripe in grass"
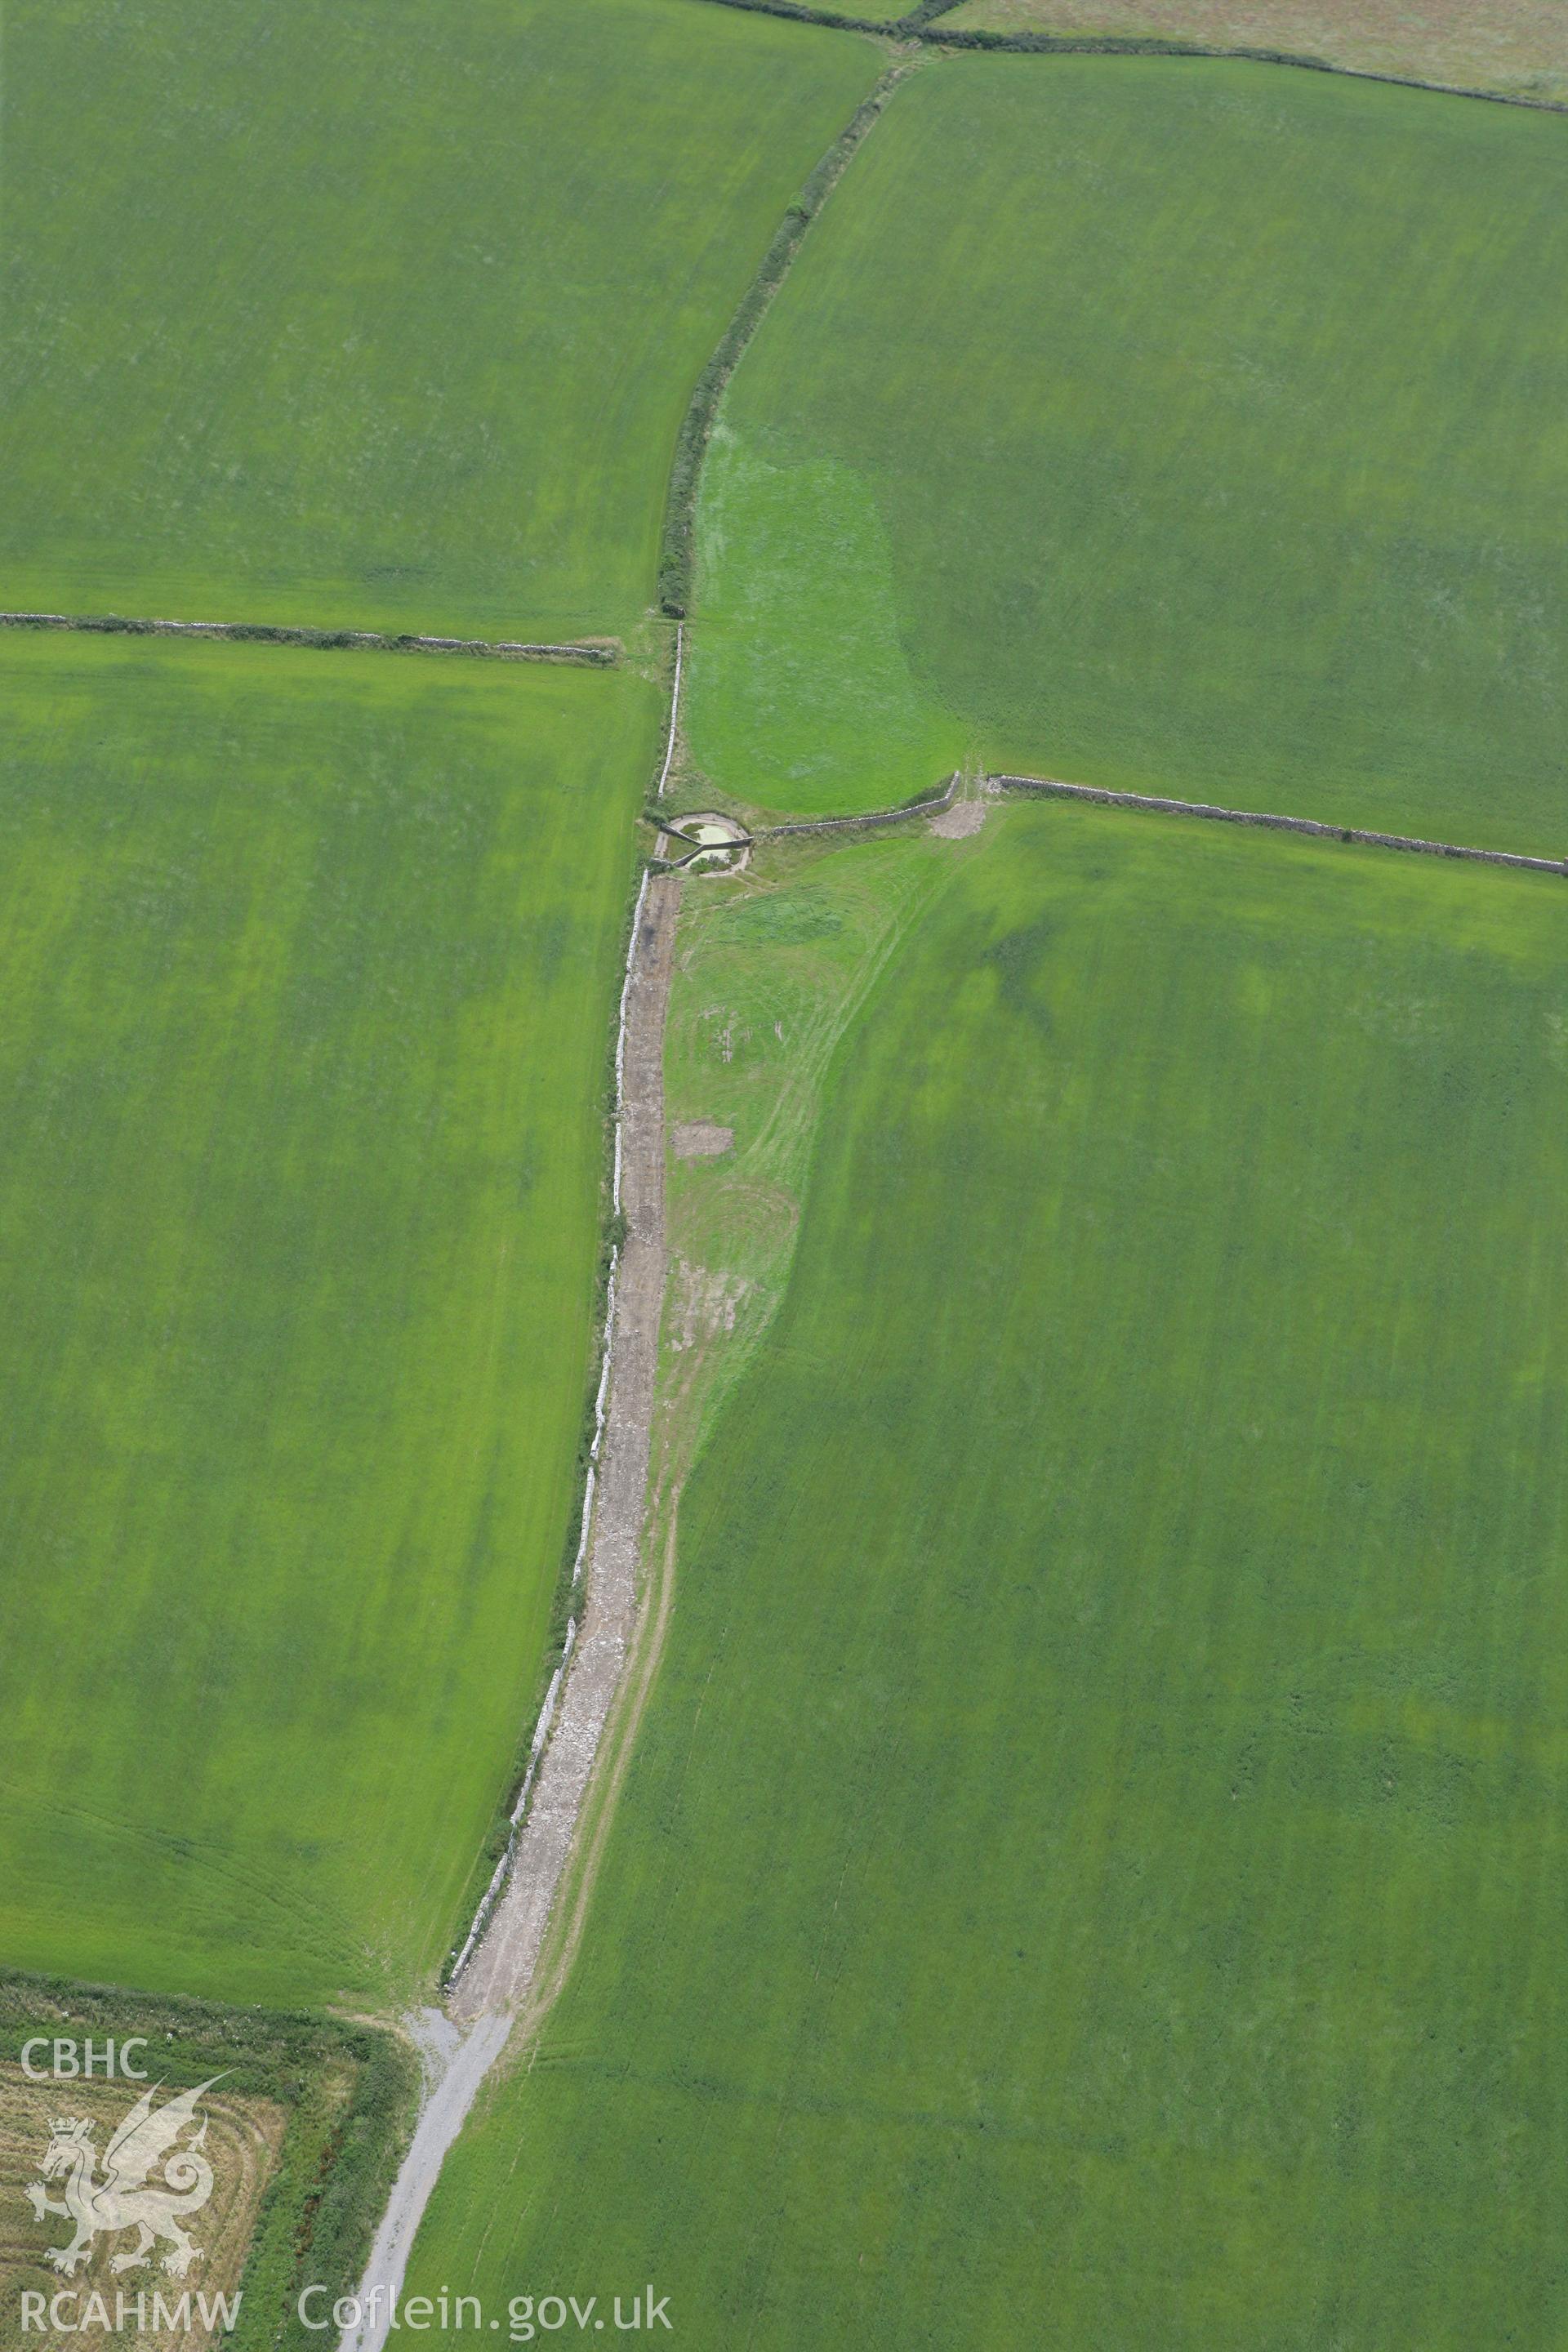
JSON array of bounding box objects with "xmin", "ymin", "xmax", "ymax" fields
[
  {"xmin": 994, "ymin": 772, "xmax": 1568, "ymax": 875},
  {"xmin": 0, "ymin": 611, "xmax": 617, "ymax": 665}
]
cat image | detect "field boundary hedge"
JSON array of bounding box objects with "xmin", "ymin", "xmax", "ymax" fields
[
  {"xmin": 679, "ymin": 0, "xmax": 902, "ymax": 32},
  {"xmin": 653, "ymin": 772, "xmax": 957, "ymax": 863},
  {"xmin": 683, "ymin": 0, "xmax": 1568, "ymax": 115},
  {"xmin": 0, "ymin": 610, "xmax": 618, "ymax": 666},
  {"xmin": 754, "ymin": 773, "xmax": 958, "ymax": 838},
  {"xmin": 920, "ymin": 27, "xmax": 1568, "ymax": 114},
  {"xmin": 440, "ymin": 838, "xmax": 653, "ymax": 1987},
  {"xmin": 994, "ymin": 772, "xmax": 1568, "ymax": 875},
  {"xmin": 657, "ymin": 59, "xmax": 917, "ymax": 618}
]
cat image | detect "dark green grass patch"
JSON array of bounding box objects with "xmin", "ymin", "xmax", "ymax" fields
[
  {"xmin": 0, "ymin": 0, "xmax": 878, "ymax": 639},
  {"xmin": 688, "ymin": 58, "xmax": 1568, "ymax": 840},
  {"xmin": 407, "ymin": 808, "xmax": 1568, "ymax": 2345},
  {"xmin": 0, "ymin": 632, "xmax": 656, "ymax": 2007}
]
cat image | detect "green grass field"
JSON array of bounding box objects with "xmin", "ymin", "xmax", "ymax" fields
[
  {"xmin": 0, "ymin": 630, "xmax": 656, "ymax": 2006},
  {"xmin": 407, "ymin": 806, "xmax": 1568, "ymax": 2345},
  {"xmin": 688, "ymin": 57, "xmax": 1568, "ymax": 841},
  {"xmin": 0, "ymin": 0, "xmax": 877, "ymax": 639}
]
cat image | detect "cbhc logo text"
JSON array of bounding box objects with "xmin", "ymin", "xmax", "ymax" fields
[{"xmin": 20, "ymin": 2040, "xmax": 151, "ymax": 2081}]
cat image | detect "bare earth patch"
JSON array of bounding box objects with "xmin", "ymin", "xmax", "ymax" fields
[
  {"xmin": 671, "ymin": 1120, "xmax": 736, "ymax": 1160},
  {"xmin": 0, "ymin": 2066, "xmax": 287, "ymax": 2350},
  {"xmin": 929, "ymin": 799, "xmax": 990, "ymax": 840},
  {"xmin": 943, "ymin": 0, "xmax": 1568, "ymax": 101},
  {"xmin": 666, "ymin": 1259, "xmax": 750, "ymax": 1354}
]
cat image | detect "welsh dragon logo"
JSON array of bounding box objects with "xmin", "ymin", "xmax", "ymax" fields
[{"xmin": 24, "ymin": 2077, "xmax": 222, "ymax": 2278}]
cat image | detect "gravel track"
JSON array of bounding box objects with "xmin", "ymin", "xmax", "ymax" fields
[
  {"xmin": 337, "ymin": 872, "xmax": 680, "ymax": 2352},
  {"xmin": 452, "ymin": 874, "xmax": 679, "ymax": 2018}
]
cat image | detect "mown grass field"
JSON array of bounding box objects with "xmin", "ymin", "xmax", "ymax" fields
[
  {"xmin": 408, "ymin": 806, "xmax": 1568, "ymax": 2345},
  {"xmin": 659, "ymin": 829, "xmax": 951, "ymax": 1451},
  {"xmin": 0, "ymin": 630, "xmax": 656, "ymax": 2006},
  {"xmin": 688, "ymin": 57, "xmax": 1568, "ymax": 840},
  {"xmin": 944, "ymin": 0, "xmax": 1568, "ymax": 102},
  {"xmin": 0, "ymin": 0, "xmax": 877, "ymax": 639}
]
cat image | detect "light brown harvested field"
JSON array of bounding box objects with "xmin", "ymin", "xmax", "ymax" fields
[
  {"xmin": 941, "ymin": 0, "xmax": 1568, "ymax": 101},
  {"xmin": 0, "ymin": 2067, "xmax": 286, "ymax": 2350}
]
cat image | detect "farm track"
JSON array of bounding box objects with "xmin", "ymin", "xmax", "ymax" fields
[
  {"xmin": 255, "ymin": 719, "xmax": 1563, "ymax": 2352},
  {"xmin": 452, "ymin": 871, "xmax": 680, "ymax": 2021},
  {"xmin": 296, "ymin": 7, "xmax": 1561, "ymax": 2318},
  {"xmin": 339, "ymin": 762, "xmax": 942, "ymax": 2351},
  {"xmin": 0, "ymin": 611, "xmax": 617, "ymax": 665},
  {"xmin": 340, "ymin": 60, "xmax": 936, "ymax": 2306},
  {"xmin": 339, "ymin": 871, "xmax": 681, "ymax": 2352},
  {"xmin": 994, "ymin": 772, "xmax": 1568, "ymax": 875}
]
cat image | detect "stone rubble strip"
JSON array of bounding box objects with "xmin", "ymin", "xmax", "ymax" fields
[
  {"xmin": 613, "ymin": 871, "xmax": 652, "ymax": 1213},
  {"xmin": 446, "ymin": 866, "xmax": 655, "ymax": 1995},
  {"xmin": 754, "ymin": 773, "xmax": 958, "ymax": 840},
  {"xmin": 341, "ymin": 872, "xmax": 680, "ymax": 2352},
  {"xmin": 445, "ymin": 1616, "xmax": 580, "ymax": 1989},
  {"xmin": 592, "ymin": 1294, "xmax": 616, "ymax": 1444},
  {"xmin": 0, "ymin": 609, "xmax": 617, "ymax": 665},
  {"xmin": 652, "ymin": 773, "xmax": 960, "ymax": 868},
  {"xmin": 656, "ymin": 621, "xmax": 684, "ymax": 798},
  {"xmin": 993, "ymin": 773, "xmax": 1568, "ymax": 877},
  {"xmin": 571, "ymin": 1467, "xmax": 597, "ymax": 1588},
  {"xmin": 449, "ymin": 872, "xmax": 680, "ymax": 2025}
]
